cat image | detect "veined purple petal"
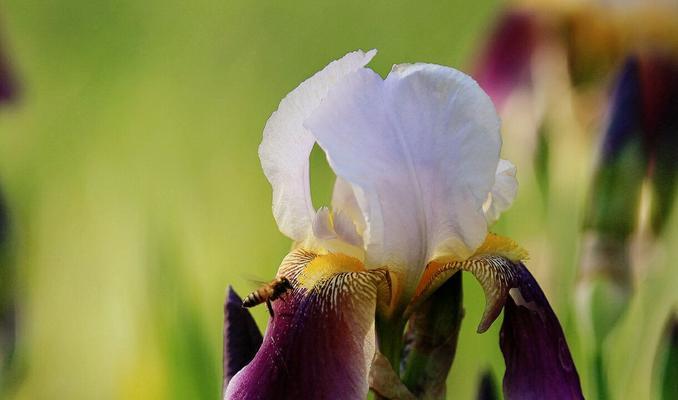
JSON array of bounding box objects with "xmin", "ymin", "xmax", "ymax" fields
[
  {"xmin": 500, "ymin": 263, "xmax": 583, "ymax": 400},
  {"xmin": 412, "ymin": 246, "xmax": 582, "ymax": 400},
  {"xmin": 224, "ymin": 250, "xmax": 386, "ymax": 400},
  {"xmin": 223, "ymin": 287, "xmax": 263, "ymax": 394}
]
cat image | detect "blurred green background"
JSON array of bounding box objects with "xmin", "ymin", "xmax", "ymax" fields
[{"xmin": 0, "ymin": 1, "xmax": 676, "ymax": 399}]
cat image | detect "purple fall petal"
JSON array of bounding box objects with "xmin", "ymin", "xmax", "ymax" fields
[
  {"xmin": 414, "ymin": 253, "xmax": 582, "ymax": 399},
  {"xmin": 500, "ymin": 263, "xmax": 583, "ymax": 400},
  {"xmin": 224, "ymin": 251, "xmax": 383, "ymax": 400},
  {"xmin": 223, "ymin": 287, "xmax": 263, "ymax": 394}
]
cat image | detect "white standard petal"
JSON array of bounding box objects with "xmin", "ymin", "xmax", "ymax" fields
[
  {"xmin": 305, "ymin": 62, "xmax": 501, "ymax": 296},
  {"xmin": 483, "ymin": 159, "xmax": 518, "ymax": 225},
  {"xmin": 332, "ymin": 210, "xmax": 363, "ymax": 247},
  {"xmin": 312, "ymin": 206, "xmax": 337, "ymax": 240},
  {"xmin": 331, "ymin": 176, "xmax": 367, "ymax": 235},
  {"xmin": 259, "ymin": 49, "xmax": 377, "ymax": 241},
  {"xmin": 311, "ymin": 206, "xmax": 363, "ymax": 248}
]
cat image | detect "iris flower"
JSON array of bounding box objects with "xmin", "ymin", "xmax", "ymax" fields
[{"xmin": 224, "ymin": 50, "xmax": 582, "ymax": 400}]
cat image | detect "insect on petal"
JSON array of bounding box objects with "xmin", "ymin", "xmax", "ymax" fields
[{"xmin": 224, "ymin": 249, "xmax": 389, "ymax": 400}]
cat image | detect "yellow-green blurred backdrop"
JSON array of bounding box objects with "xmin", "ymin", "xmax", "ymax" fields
[{"xmin": 1, "ymin": 1, "xmax": 676, "ymax": 399}]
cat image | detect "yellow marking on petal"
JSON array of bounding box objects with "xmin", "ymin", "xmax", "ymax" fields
[
  {"xmin": 412, "ymin": 233, "xmax": 527, "ymax": 299},
  {"xmin": 296, "ymin": 253, "xmax": 366, "ymax": 290},
  {"xmin": 413, "ymin": 260, "xmax": 447, "ymax": 299},
  {"xmin": 472, "ymin": 233, "xmax": 528, "ymax": 262}
]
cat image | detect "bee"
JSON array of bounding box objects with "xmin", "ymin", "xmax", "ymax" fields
[{"xmin": 242, "ymin": 276, "xmax": 293, "ymax": 318}]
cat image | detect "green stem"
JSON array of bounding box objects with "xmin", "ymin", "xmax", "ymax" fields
[
  {"xmin": 594, "ymin": 351, "xmax": 609, "ymax": 400},
  {"xmin": 401, "ymin": 272, "xmax": 463, "ymax": 399},
  {"xmin": 376, "ymin": 317, "xmax": 406, "ymax": 373}
]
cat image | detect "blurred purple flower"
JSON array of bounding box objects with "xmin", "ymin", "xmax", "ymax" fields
[
  {"xmin": 0, "ymin": 24, "xmax": 18, "ymax": 397},
  {"xmin": 600, "ymin": 57, "xmax": 644, "ymax": 163},
  {"xmin": 586, "ymin": 53, "xmax": 678, "ymax": 236},
  {"xmin": 474, "ymin": 10, "xmax": 539, "ymax": 109},
  {"xmin": 0, "ymin": 42, "xmax": 17, "ymax": 104},
  {"xmin": 639, "ymin": 53, "xmax": 678, "ymax": 234}
]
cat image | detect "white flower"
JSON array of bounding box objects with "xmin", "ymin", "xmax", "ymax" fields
[{"xmin": 259, "ymin": 49, "xmax": 517, "ymax": 306}]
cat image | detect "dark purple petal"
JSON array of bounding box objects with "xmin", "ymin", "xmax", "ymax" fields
[
  {"xmin": 658, "ymin": 318, "xmax": 678, "ymax": 399},
  {"xmin": 584, "ymin": 56, "xmax": 647, "ymax": 238},
  {"xmin": 500, "ymin": 263, "xmax": 583, "ymax": 400},
  {"xmin": 223, "ymin": 287, "xmax": 263, "ymax": 394},
  {"xmin": 474, "ymin": 10, "xmax": 539, "ymax": 109},
  {"xmin": 413, "ymin": 247, "xmax": 582, "ymax": 400},
  {"xmin": 638, "ymin": 53, "xmax": 678, "ymax": 144},
  {"xmin": 639, "ymin": 53, "xmax": 678, "ymax": 234},
  {"xmin": 600, "ymin": 56, "xmax": 644, "ymax": 163},
  {"xmin": 224, "ymin": 250, "xmax": 385, "ymax": 400}
]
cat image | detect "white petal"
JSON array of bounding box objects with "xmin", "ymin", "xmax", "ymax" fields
[
  {"xmin": 331, "ymin": 177, "xmax": 367, "ymax": 235},
  {"xmin": 311, "ymin": 206, "xmax": 363, "ymax": 247},
  {"xmin": 312, "ymin": 206, "xmax": 336, "ymax": 240},
  {"xmin": 333, "ymin": 210, "xmax": 364, "ymax": 247},
  {"xmin": 483, "ymin": 159, "xmax": 518, "ymax": 224},
  {"xmin": 306, "ymin": 63, "xmax": 501, "ymax": 291},
  {"xmin": 259, "ymin": 50, "xmax": 377, "ymax": 240}
]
